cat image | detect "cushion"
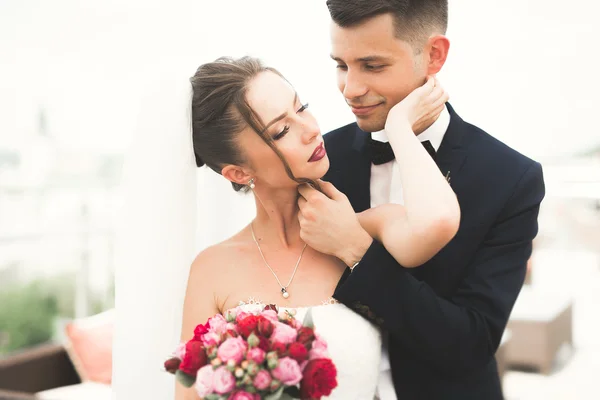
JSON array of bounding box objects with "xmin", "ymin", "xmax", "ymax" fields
[
  {"xmin": 36, "ymin": 382, "xmax": 111, "ymax": 400},
  {"xmin": 64, "ymin": 309, "xmax": 114, "ymax": 384}
]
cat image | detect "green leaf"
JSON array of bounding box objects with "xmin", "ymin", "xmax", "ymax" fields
[
  {"xmin": 283, "ymin": 386, "xmax": 301, "ymax": 398},
  {"xmin": 265, "ymin": 386, "xmax": 284, "ymax": 400},
  {"xmin": 175, "ymin": 369, "xmax": 196, "ymax": 388},
  {"xmin": 302, "ymin": 307, "xmax": 314, "ymax": 329}
]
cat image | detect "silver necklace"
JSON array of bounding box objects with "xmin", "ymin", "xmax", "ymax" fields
[{"xmin": 250, "ymin": 222, "xmax": 307, "ymax": 299}]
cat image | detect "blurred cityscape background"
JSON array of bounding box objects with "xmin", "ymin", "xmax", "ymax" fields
[{"xmin": 1, "ymin": 0, "xmax": 599, "ymax": 399}]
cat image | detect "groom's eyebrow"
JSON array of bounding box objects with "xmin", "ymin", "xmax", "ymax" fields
[
  {"xmin": 357, "ymin": 56, "xmax": 391, "ymax": 62},
  {"xmin": 262, "ymin": 92, "xmax": 298, "ymax": 131},
  {"xmin": 330, "ymin": 55, "xmax": 392, "ymax": 63}
]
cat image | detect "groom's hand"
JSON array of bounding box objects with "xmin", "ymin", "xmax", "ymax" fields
[{"xmin": 298, "ymin": 180, "xmax": 372, "ymax": 267}]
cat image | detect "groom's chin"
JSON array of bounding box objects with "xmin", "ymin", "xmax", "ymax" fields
[{"xmin": 356, "ymin": 116, "xmax": 386, "ymax": 134}]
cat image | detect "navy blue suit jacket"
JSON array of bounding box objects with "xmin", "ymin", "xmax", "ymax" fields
[{"xmin": 325, "ymin": 104, "xmax": 545, "ymax": 399}]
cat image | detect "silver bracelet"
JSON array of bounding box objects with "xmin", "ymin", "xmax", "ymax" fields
[{"xmin": 350, "ymin": 261, "xmax": 360, "ymax": 271}]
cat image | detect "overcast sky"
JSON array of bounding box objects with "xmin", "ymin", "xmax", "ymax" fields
[{"xmin": 1, "ymin": 0, "xmax": 598, "ymax": 160}]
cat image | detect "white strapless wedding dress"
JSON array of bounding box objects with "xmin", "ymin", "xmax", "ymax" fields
[{"xmin": 237, "ymin": 299, "xmax": 382, "ymax": 400}]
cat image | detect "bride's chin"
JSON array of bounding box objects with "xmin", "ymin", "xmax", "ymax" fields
[{"xmin": 308, "ymin": 157, "xmax": 330, "ymax": 178}]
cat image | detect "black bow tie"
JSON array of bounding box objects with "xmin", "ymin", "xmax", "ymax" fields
[{"xmin": 367, "ymin": 138, "xmax": 436, "ymax": 165}]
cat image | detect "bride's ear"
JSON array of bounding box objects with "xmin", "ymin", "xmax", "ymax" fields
[{"xmin": 222, "ymin": 165, "xmax": 253, "ymax": 187}]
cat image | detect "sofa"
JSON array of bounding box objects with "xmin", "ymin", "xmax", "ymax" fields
[{"xmin": 0, "ymin": 309, "xmax": 113, "ymax": 400}]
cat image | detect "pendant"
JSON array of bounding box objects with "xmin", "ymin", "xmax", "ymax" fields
[{"xmin": 281, "ymin": 288, "xmax": 290, "ymax": 299}]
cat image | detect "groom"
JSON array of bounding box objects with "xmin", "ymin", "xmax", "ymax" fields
[{"xmin": 298, "ymin": 1, "xmax": 545, "ymax": 399}]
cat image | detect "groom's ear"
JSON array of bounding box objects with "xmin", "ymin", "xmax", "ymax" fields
[
  {"xmin": 426, "ymin": 35, "xmax": 450, "ymax": 75},
  {"xmin": 221, "ymin": 165, "xmax": 253, "ymax": 187}
]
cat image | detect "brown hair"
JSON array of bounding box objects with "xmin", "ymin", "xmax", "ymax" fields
[
  {"xmin": 190, "ymin": 56, "xmax": 318, "ymax": 192},
  {"xmin": 326, "ymin": 0, "xmax": 448, "ymax": 49}
]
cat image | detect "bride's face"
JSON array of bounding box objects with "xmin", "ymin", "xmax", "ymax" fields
[{"xmin": 238, "ymin": 71, "xmax": 330, "ymax": 189}]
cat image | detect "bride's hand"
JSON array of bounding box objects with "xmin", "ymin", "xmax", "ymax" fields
[{"xmin": 385, "ymin": 76, "xmax": 449, "ymax": 135}]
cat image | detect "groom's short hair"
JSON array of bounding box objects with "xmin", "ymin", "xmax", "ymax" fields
[{"xmin": 326, "ymin": 0, "xmax": 448, "ymax": 47}]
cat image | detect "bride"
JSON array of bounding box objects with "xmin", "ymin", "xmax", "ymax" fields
[{"xmin": 175, "ymin": 56, "xmax": 458, "ymax": 400}]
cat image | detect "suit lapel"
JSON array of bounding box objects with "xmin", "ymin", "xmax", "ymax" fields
[
  {"xmin": 344, "ymin": 125, "xmax": 372, "ymax": 213},
  {"xmin": 434, "ymin": 103, "xmax": 469, "ymax": 188}
]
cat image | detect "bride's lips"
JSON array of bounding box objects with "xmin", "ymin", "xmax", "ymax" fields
[
  {"xmin": 350, "ymin": 103, "xmax": 382, "ymax": 116},
  {"xmin": 308, "ymin": 142, "xmax": 326, "ymax": 162}
]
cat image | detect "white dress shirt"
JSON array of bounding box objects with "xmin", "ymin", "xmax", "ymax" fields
[{"xmin": 372, "ymin": 106, "xmax": 451, "ymax": 400}]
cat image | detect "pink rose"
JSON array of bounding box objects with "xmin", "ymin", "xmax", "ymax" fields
[
  {"xmin": 202, "ymin": 331, "xmax": 221, "ymax": 347},
  {"xmin": 209, "ymin": 314, "xmax": 228, "ymax": 335},
  {"xmin": 309, "ymin": 336, "xmax": 329, "ymax": 360},
  {"xmin": 213, "ymin": 366, "xmax": 236, "ymax": 394},
  {"xmin": 226, "ymin": 322, "xmax": 237, "ymax": 331},
  {"xmin": 173, "ymin": 342, "xmax": 186, "ymax": 360},
  {"xmin": 228, "ymin": 390, "xmax": 258, "ymax": 400},
  {"xmin": 218, "ymin": 337, "xmax": 247, "ymax": 364},
  {"xmin": 247, "ymin": 348, "xmax": 266, "ymax": 364},
  {"xmin": 309, "ymin": 336, "xmax": 328, "ymax": 360},
  {"xmin": 195, "ymin": 365, "xmax": 215, "ymax": 397},
  {"xmin": 271, "ymin": 322, "xmax": 298, "ymax": 345},
  {"xmin": 272, "ymin": 357, "xmax": 302, "ymax": 386},
  {"xmin": 253, "ymin": 369, "xmax": 272, "ymax": 390},
  {"xmin": 260, "ymin": 309, "xmax": 278, "ymax": 323}
]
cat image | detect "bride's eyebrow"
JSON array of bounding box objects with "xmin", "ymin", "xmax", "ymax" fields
[{"xmin": 261, "ymin": 92, "xmax": 298, "ymax": 132}]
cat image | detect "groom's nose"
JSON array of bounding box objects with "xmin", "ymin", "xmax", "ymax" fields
[{"xmin": 342, "ymin": 69, "xmax": 368, "ymax": 99}]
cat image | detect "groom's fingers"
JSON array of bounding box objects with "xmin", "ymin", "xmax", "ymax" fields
[
  {"xmin": 298, "ymin": 195, "xmax": 307, "ymax": 210},
  {"xmin": 298, "ymin": 183, "xmax": 318, "ymax": 200},
  {"xmin": 318, "ymin": 180, "xmax": 345, "ymax": 201}
]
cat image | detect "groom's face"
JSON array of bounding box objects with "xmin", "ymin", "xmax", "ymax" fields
[{"xmin": 330, "ymin": 13, "xmax": 428, "ymax": 133}]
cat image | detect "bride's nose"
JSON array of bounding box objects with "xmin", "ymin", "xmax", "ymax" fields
[{"xmin": 300, "ymin": 118, "xmax": 320, "ymax": 144}]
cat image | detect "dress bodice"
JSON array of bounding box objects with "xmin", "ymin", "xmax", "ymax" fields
[{"xmin": 236, "ymin": 299, "xmax": 382, "ymax": 399}]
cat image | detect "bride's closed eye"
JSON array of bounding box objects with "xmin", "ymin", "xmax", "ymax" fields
[
  {"xmin": 273, "ymin": 103, "xmax": 310, "ymax": 140},
  {"xmin": 273, "ymin": 126, "xmax": 290, "ymax": 140}
]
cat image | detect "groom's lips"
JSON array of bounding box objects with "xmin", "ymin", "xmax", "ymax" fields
[
  {"xmin": 308, "ymin": 142, "xmax": 326, "ymax": 162},
  {"xmin": 350, "ymin": 103, "xmax": 382, "ymax": 116}
]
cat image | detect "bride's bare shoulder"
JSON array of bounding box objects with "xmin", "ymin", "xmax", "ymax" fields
[{"xmin": 189, "ymin": 228, "xmax": 252, "ymax": 274}]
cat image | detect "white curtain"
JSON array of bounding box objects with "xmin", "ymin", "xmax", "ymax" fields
[{"xmin": 111, "ymin": 60, "xmax": 257, "ymax": 398}]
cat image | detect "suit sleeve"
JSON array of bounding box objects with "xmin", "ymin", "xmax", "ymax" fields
[{"xmin": 333, "ymin": 162, "xmax": 545, "ymax": 375}]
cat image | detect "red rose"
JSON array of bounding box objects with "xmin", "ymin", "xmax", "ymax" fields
[
  {"xmin": 270, "ymin": 341, "xmax": 287, "ymax": 356},
  {"xmin": 163, "ymin": 357, "xmax": 181, "ymax": 374},
  {"xmin": 237, "ymin": 315, "xmax": 260, "ymax": 339},
  {"xmin": 194, "ymin": 323, "xmax": 209, "ymax": 340},
  {"xmin": 263, "ymin": 304, "xmax": 278, "ymax": 312},
  {"xmin": 300, "ymin": 359, "xmax": 338, "ymax": 399},
  {"xmin": 179, "ymin": 339, "xmax": 208, "ymax": 376},
  {"xmin": 287, "ymin": 342, "xmax": 308, "ymax": 363},
  {"xmin": 297, "ymin": 327, "xmax": 315, "ymax": 347},
  {"xmin": 257, "ymin": 317, "xmax": 274, "ymax": 338},
  {"xmin": 258, "ymin": 336, "xmax": 270, "ymax": 352}
]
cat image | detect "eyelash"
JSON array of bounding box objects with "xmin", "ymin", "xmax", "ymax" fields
[{"xmin": 273, "ymin": 103, "xmax": 309, "ymax": 140}]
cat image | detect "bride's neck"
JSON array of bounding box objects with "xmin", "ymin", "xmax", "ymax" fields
[{"xmin": 252, "ymin": 187, "xmax": 301, "ymax": 249}]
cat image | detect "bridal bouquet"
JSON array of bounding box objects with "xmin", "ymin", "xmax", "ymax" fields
[{"xmin": 164, "ymin": 304, "xmax": 337, "ymax": 400}]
